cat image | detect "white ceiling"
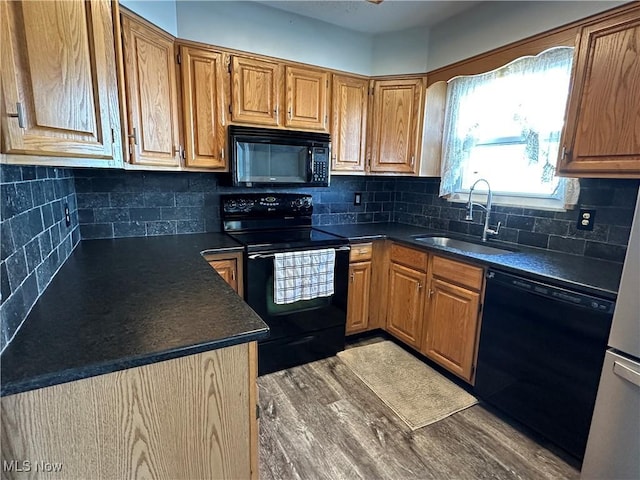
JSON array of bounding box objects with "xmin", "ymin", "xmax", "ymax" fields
[{"xmin": 257, "ymin": 0, "xmax": 480, "ymax": 34}]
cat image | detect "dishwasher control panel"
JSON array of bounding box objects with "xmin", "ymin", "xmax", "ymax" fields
[{"xmin": 487, "ymin": 270, "xmax": 616, "ymax": 314}]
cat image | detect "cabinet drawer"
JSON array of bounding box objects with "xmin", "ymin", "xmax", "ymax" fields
[
  {"xmin": 390, "ymin": 243, "xmax": 428, "ymax": 272},
  {"xmin": 350, "ymin": 243, "xmax": 372, "ymax": 262},
  {"xmin": 432, "ymin": 256, "xmax": 483, "ymax": 291}
]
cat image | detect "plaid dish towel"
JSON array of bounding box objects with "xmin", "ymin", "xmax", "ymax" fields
[{"xmin": 273, "ymin": 249, "xmax": 336, "ymax": 304}]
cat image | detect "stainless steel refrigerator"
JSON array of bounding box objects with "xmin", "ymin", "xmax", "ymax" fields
[{"xmin": 582, "ymin": 188, "xmax": 640, "ymax": 479}]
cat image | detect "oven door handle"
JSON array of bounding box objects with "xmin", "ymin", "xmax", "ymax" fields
[{"xmin": 248, "ymin": 246, "xmax": 350, "ymax": 260}]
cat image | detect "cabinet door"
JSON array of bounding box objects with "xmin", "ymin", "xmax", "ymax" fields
[
  {"xmin": 558, "ymin": 7, "xmax": 640, "ymax": 177},
  {"xmin": 1, "ymin": 0, "xmax": 121, "ymax": 165},
  {"xmin": 422, "ymin": 278, "xmax": 480, "ymax": 382},
  {"xmin": 179, "ymin": 46, "xmax": 227, "ymax": 170},
  {"xmin": 231, "ymin": 56, "xmax": 281, "ymax": 127},
  {"xmin": 369, "ymin": 78, "xmax": 424, "ymax": 174},
  {"xmin": 285, "ymin": 66, "xmax": 329, "ymax": 131},
  {"xmin": 386, "ymin": 262, "xmax": 426, "ymax": 347},
  {"xmin": 121, "ymin": 13, "xmax": 180, "ymax": 167},
  {"xmin": 209, "ymin": 258, "xmax": 239, "ymax": 294},
  {"xmin": 331, "ymin": 74, "xmax": 368, "ymax": 173},
  {"xmin": 346, "ymin": 261, "xmax": 372, "ymax": 334}
]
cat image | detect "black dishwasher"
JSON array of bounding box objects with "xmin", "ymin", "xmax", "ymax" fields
[{"xmin": 475, "ymin": 269, "xmax": 615, "ymax": 460}]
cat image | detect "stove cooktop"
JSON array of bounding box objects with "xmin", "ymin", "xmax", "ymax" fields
[{"xmin": 227, "ymin": 228, "xmax": 348, "ymax": 253}]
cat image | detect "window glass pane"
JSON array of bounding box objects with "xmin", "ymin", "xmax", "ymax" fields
[{"xmin": 440, "ymin": 47, "xmax": 578, "ymax": 206}]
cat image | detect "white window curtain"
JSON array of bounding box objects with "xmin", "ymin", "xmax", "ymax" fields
[{"xmin": 439, "ymin": 47, "xmax": 580, "ymax": 208}]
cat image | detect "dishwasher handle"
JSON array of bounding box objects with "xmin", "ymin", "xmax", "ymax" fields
[{"xmin": 486, "ymin": 269, "xmax": 615, "ymax": 314}]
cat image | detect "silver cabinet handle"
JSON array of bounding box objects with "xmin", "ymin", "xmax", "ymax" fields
[
  {"xmin": 7, "ymin": 102, "xmax": 25, "ymax": 128},
  {"xmin": 613, "ymin": 361, "xmax": 640, "ymax": 387}
]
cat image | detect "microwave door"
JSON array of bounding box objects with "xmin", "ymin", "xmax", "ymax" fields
[{"xmin": 237, "ymin": 142, "xmax": 308, "ymax": 185}]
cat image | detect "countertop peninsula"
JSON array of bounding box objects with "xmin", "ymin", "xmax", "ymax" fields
[{"xmin": 1, "ymin": 233, "xmax": 269, "ymax": 396}]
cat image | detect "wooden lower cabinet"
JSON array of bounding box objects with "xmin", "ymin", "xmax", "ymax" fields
[
  {"xmin": 1, "ymin": 342, "xmax": 259, "ymax": 480},
  {"xmin": 346, "ymin": 243, "xmax": 373, "ymax": 335},
  {"xmin": 204, "ymin": 251, "xmax": 243, "ymax": 297},
  {"xmin": 386, "ymin": 262, "xmax": 426, "ymax": 348},
  {"xmin": 421, "ymin": 278, "xmax": 481, "ymax": 382},
  {"xmin": 346, "ymin": 260, "xmax": 372, "ymax": 334},
  {"xmin": 383, "ymin": 243, "xmax": 485, "ymax": 384}
]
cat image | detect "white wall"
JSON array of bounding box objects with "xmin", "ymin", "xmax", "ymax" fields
[
  {"xmin": 175, "ymin": 1, "xmax": 374, "ymax": 75},
  {"xmin": 427, "ymin": 1, "xmax": 627, "ymax": 71},
  {"xmin": 371, "ymin": 26, "xmax": 430, "ymax": 76},
  {"xmin": 120, "ymin": 0, "xmax": 178, "ymax": 36},
  {"xmin": 122, "ymin": 1, "xmax": 628, "ymax": 76}
]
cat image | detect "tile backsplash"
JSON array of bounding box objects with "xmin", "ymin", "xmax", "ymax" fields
[
  {"xmin": 74, "ymin": 169, "xmax": 638, "ymax": 263},
  {"xmin": 73, "ymin": 170, "xmax": 394, "ymax": 238},
  {"xmin": 1, "ymin": 165, "xmax": 80, "ymax": 351},
  {"xmin": 394, "ymin": 177, "xmax": 639, "ymax": 263}
]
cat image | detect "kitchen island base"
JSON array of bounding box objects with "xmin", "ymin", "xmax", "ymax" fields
[{"xmin": 1, "ymin": 342, "xmax": 258, "ymax": 480}]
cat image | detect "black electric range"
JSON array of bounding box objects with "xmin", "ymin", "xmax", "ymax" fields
[{"xmin": 221, "ymin": 193, "xmax": 349, "ymax": 375}]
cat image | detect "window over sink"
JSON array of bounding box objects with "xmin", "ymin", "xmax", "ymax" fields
[{"xmin": 440, "ymin": 47, "xmax": 580, "ymax": 210}]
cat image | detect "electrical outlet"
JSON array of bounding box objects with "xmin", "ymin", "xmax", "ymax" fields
[
  {"xmin": 64, "ymin": 203, "xmax": 71, "ymax": 227},
  {"xmin": 576, "ymin": 208, "xmax": 596, "ymax": 231},
  {"xmin": 354, "ymin": 192, "xmax": 362, "ymax": 206}
]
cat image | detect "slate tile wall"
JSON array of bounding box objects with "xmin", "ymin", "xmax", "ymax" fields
[
  {"xmin": 71, "ymin": 168, "xmax": 639, "ymax": 263},
  {"xmin": 1, "ymin": 165, "xmax": 80, "ymax": 351},
  {"xmin": 73, "ymin": 170, "xmax": 394, "ymax": 239},
  {"xmin": 394, "ymin": 177, "xmax": 640, "ymax": 263}
]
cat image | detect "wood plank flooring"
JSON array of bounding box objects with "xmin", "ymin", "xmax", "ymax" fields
[{"xmin": 258, "ymin": 336, "xmax": 580, "ymax": 480}]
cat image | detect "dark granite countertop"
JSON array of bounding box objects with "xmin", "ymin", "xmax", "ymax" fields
[
  {"xmin": 316, "ymin": 223, "xmax": 622, "ymax": 299},
  {"xmin": 1, "ymin": 233, "xmax": 268, "ymax": 397}
]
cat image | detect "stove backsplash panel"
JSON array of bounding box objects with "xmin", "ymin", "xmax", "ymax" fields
[
  {"xmin": 73, "ymin": 170, "xmax": 393, "ymax": 239},
  {"xmin": 73, "ymin": 170, "xmax": 638, "ymax": 263}
]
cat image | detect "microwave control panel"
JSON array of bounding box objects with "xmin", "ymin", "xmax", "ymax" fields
[{"xmin": 311, "ymin": 147, "xmax": 329, "ymax": 184}]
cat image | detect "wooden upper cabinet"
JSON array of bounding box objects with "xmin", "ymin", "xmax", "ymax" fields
[
  {"xmin": 1, "ymin": 0, "xmax": 122, "ymax": 166},
  {"xmin": 558, "ymin": 6, "xmax": 640, "ymax": 177},
  {"xmin": 179, "ymin": 45, "xmax": 227, "ymax": 170},
  {"xmin": 331, "ymin": 74, "xmax": 368, "ymax": 173},
  {"xmin": 285, "ymin": 66, "xmax": 329, "ymax": 131},
  {"xmin": 230, "ymin": 56, "xmax": 281, "ymax": 127},
  {"xmin": 121, "ymin": 13, "xmax": 180, "ymax": 167},
  {"xmin": 369, "ymin": 78, "xmax": 424, "ymax": 174}
]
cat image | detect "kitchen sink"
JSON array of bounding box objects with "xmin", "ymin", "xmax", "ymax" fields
[{"xmin": 411, "ymin": 236, "xmax": 517, "ymax": 255}]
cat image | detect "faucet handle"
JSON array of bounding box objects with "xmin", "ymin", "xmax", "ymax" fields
[{"xmin": 487, "ymin": 221, "xmax": 501, "ymax": 237}]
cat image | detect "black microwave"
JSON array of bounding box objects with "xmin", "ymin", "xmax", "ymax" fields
[{"xmin": 229, "ymin": 126, "xmax": 331, "ymax": 187}]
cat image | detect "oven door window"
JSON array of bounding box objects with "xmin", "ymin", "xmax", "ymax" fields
[
  {"xmin": 236, "ymin": 142, "xmax": 308, "ymax": 184},
  {"xmin": 265, "ymin": 274, "xmax": 331, "ymax": 316}
]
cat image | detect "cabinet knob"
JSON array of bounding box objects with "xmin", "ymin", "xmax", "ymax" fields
[
  {"xmin": 350, "ymin": 272, "xmax": 355, "ymax": 282},
  {"xmin": 417, "ymin": 282, "xmax": 422, "ymax": 290}
]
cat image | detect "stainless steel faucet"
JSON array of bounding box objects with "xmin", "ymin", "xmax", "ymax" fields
[{"xmin": 465, "ymin": 178, "xmax": 501, "ymax": 242}]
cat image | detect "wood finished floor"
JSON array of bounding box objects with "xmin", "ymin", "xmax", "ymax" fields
[{"xmin": 258, "ymin": 336, "xmax": 580, "ymax": 480}]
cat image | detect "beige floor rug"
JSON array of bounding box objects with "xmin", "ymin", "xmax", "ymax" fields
[{"xmin": 337, "ymin": 340, "xmax": 478, "ymax": 430}]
